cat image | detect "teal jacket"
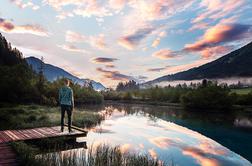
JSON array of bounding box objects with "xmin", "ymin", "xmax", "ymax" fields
[{"xmin": 59, "ymin": 86, "xmax": 74, "ymax": 107}]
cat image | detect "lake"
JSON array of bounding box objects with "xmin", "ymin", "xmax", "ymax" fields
[{"xmin": 67, "ymin": 103, "xmax": 252, "ymax": 165}]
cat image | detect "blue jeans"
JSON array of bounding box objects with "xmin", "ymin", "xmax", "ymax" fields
[{"xmin": 61, "ymin": 104, "xmax": 72, "ymax": 131}]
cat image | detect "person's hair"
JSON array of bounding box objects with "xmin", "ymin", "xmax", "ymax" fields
[{"xmin": 65, "ymin": 79, "xmax": 70, "ymax": 85}]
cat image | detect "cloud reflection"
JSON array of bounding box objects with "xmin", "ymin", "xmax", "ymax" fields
[
  {"xmin": 183, "ymin": 148, "xmax": 220, "ymax": 166},
  {"xmin": 86, "ymin": 105, "xmax": 251, "ymax": 166},
  {"xmin": 148, "ymin": 148, "xmax": 158, "ymax": 159}
]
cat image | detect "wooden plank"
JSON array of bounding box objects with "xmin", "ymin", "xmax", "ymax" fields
[
  {"xmin": 0, "ymin": 132, "xmax": 12, "ymax": 142},
  {"xmin": 13, "ymin": 130, "xmax": 25, "ymax": 140},
  {"xmin": 0, "ymin": 126, "xmax": 87, "ymax": 143},
  {"xmin": 31, "ymin": 129, "xmax": 45, "ymax": 138},
  {"xmin": 4, "ymin": 131, "xmax": 19, "ymax": 141},
  {"xmin": 27, "ymin": 129, "xmax": 39, "ymax": 139}
]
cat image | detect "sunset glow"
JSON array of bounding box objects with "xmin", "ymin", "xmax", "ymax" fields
[{"xmin": 1, "ymin": 0, "xmax": 251, "ymax": 87}]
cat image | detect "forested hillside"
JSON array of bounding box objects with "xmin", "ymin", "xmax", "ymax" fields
[
  {"xmin": 146, "ymin": 41, "xmax": 252, "ymax": 85},
  {"xmin": 0, "ymin": 33, "xmax": 103, "ymax": 104},
  {"xmin": 0, "ymin": 33, "xmax": 36, "ymax": 103}
]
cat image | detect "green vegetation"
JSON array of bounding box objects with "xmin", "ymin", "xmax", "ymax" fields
[
  {"xmin": 104, "ymin": 79, "xmax": 252, "ymax": 110},
  {"xmin": 103, "ymin": 86, "xmax": 189, "ymax": 103},
  {"xmin": 231, "ymin": 92, "xmax": 252, "ymax": 106},
  {"xmin": 180, "ymin": 85, "xmax": 233, "ymax": 110},
  {"xmin": 0, "ymin": 33, "xmax": 103, "ymax": 105},
  {"xmin": 12, "ymin": 141, "xmax": 167, "ymax": 166},
  {"xmin": 116, "ymin": 80, "xmax": 139, "ymax": 91},
  {"xmin": 231, "ymin": 88, "xmax": 252, "ymax": 95},
  {"xmin": 0, "ymin": 104, "xmax": 103, "ymax": 130}
]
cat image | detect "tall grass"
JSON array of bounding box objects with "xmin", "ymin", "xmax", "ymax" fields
[
  {"xmin": 0, "ymin": 104, "xmax": 103, "ymax": 130},
  {"xmin": 12, "ymin": 142, "xmax": 168, "ymax": 166}
]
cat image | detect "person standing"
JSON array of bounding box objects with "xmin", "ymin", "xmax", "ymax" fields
[{"xmin": 59, "ymin": 79, "xmax": 74, "ymax": 133}]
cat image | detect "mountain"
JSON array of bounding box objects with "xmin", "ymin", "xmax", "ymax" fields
[
  {"xmin": 145, "ymin": 41, "xmax": 252, "ymax": 86},
  {"xmin": 26, "ymin": 57, "xmax": 106, "ymax": 91}
]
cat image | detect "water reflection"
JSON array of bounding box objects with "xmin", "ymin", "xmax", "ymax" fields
[
  {"xmin": 234, "ymin": 118, "xmax": 252, "ymax": 128},
  {"xmin": 83, "ymin": 105, "xmax": 252, "ymax": 166},
  {"xmin": 90, "ymin": 103, "xmax": 252, "ymax": 162}
]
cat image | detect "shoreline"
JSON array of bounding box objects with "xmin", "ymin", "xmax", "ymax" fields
[{"xmin": 104, "ymin": 99, "xmax": 182, "ymax": 107}]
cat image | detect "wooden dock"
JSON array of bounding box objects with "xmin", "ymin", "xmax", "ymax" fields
[
  {"xmin": 0, "ymin": 126, "xmax": 87, "ymax": 166},
  {"xmin": 0, "ymin": 126, "xmax": 87, "ymax": 143}
]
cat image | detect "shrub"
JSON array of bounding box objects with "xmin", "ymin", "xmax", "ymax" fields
[
  {"xmin": 235, "ymin": 91, "xmax": 252, "ymax": 105},
  {"xmin": 180, "ymin": 85, "xmax": 234, "ymax": 110}
]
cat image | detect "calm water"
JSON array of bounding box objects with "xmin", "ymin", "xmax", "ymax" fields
[{"xmin": 66, "ymin": 103, "xmax": 252, "ymax": 165}]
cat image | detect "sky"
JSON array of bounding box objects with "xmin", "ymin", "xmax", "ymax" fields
[{"xmin": 0, "ymin": 0, "xmax": 252, "ymax": 87}]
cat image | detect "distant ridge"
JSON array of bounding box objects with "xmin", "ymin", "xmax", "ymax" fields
[
  {"xmin": 26, "ymin": 56, "xmax": 106, "ymax": 91},
  {"xmin": 145, "ymin": 41, "xmax": 252, "ymax": 86}
]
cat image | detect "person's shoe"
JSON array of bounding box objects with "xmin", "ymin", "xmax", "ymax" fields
[{"xmin": 61, "ymin": 128, "xmax": 64, "ymax": 132}]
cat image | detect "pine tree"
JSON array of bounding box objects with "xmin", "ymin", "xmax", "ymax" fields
[{"xmin": 37, "ymin": 56, "xmax": 46, "ymax": 103}]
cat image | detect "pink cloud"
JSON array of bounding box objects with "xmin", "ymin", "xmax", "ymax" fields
[
  {"xmin": 65, "ymin": 31, "xmax": 107, "ymax": 50},
  {"xmin": 90, "ymin": 34, "xmax": 107, "ymax": 50},
  {"xmin": 152, "ymin": 49, "xmax": 179, "ymax": 59},
  {"xmin": 91, "ymin": 57, "xmax": 118, "ymax": 64},
  {"xmin": 44, "ymin": 0, "xmax": 113, "ymax": 19},
  {"xmin": 189, "ymin": 22, "xmax": 209, "ymax": 31},
  {"xmin": 159, "ymin": 31, "xmax": 167, "ymax": 37},
  {"xmin": 151, "ymin": 38, "xmax": 161, "ymax": 48},
  {"xmin": 10, "ymin": 0, "xmax": 40, "ymax": 10},
  {"xmin": 109, "ymin": 0, "xmax": 126, "ymax": 11},
  {"xmin": 0, "ymin": 18, "xmax": 48, "ymax": 36},
  {"xmin": 65, "ymin": 30, "xmax": 86, "ymax": 43},
  {"xmin": 96, "ymin": 67, "xmax": 133, "ymax": 81},
  {"xmin": 192, "ymin": 0, "xmax": 245, "ymax": 23},
  {"xmin": 56, "ymin": 11, "xmax": 74, "ymax": 20},
  {"xmin": 184, "ymin": 23, "xmax": 251, "ymax": 57},
  {"xmin": 96, "ymin": 67, "xmax": 147, "ymax": 82},
  {"xmin": 73, "ymin": 3, "xmax": 112, "ymax": 18},
  {"xmin": 147, "ymin": 67, "xmax": 167, "ymax": 72},
  {"xmin": 129, "ymin": 0, "xmax": 195, "ymax": 21},
  {"xmin": 152, "ymin": 31, "xmax": 167, "ymax": 47},
  {"xmin": 57, "ymin": 44, "xmax": 88, "ymax": 54},
  {"xmin": 105, "ymin": 64, "xmax": 115, "ymax": 68},
  {"xmin": 200, "ymin": 45, "xmax": 233, "ymax": 58},
  {"xmin": 118, "ymin": 27, "xmax": 154, "ymax": 50},
  {"xmin": 118, "ymin": 37, "xmax": 135, "ymax": 50},
  {"xmin": 43, "ymin": 0, "xmax": 82, "ymax": 10}
]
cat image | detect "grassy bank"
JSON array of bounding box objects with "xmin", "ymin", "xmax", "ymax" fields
[
  {"xmin": 0, "ymin": 104, "xmax": 103, "ymax": 130},
  {"xmin": 12, "ymin": 141, "xmax": 168, "ymax": 166},
  {"xmin": 231, "ymin": 88, "xmax": 252, "ymax": 95}
]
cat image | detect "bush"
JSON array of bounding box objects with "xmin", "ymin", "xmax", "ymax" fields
[
  {"xmin": 122, "ymin": 91, "xmax": 132, "ymax": 100},
  {"xmin": 180, "ymin": 85, "xmax": 234, "ymax": 110},
  {"xmin": 235, "ymin": 91, "xmax": 252, "ymax": 105}
]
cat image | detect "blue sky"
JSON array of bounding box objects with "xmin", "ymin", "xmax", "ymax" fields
[{"xmin": 0, "ymin": 0, "xmax": 252, "ymax": 87}]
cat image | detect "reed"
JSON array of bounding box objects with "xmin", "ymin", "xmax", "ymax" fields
[{"xmin": 12, "ymin": 142, "xmax": 170, "ymax": 166}]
